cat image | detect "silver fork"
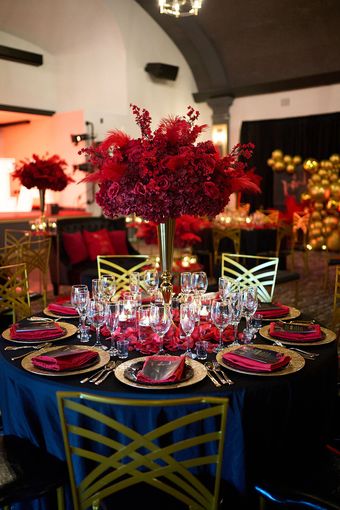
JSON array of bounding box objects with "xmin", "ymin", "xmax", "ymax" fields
[
  {"xmin": 87, "ymin": 361, "xmax": 116, "ymax": 384},
  {"xmin": 94, "ymin": 362, "xmax": 117, "ymax": 385},
  {"xmin": 270, "ymin": 339, "xmax": 318, "ymax": 359},
  {"xmin": 10, "ymin": 342, "xmax": 52, "ymax": 361},
  {"xmin": 5, "ymin": 343, "xmax": 52, "ymax": 350},
  {"xmin": 212, "ymin": 361, "xmax": 235, "ymax": 385}
]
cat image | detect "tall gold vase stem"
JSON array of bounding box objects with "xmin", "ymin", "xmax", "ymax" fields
[
  {"xmin": 39, "ymin": 188, "xmax": 46, "ymax": 215},
  {"xmin": 157, "ymin": 218, "xmax": 175, "ymax": 304}
]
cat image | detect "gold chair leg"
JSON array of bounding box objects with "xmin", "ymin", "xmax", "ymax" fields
[{"xmin": 57, "ymin": 486, "xmax": 65, "ymax": 510}]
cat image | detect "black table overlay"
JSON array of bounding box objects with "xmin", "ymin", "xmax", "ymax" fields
[{"xmin": 0, "ymin": 314, "xmax": 337, "ymax": 510}]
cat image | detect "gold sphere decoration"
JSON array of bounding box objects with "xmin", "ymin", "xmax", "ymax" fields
[
  {"xmin": 323, "ymin": 216, "xmax": 339, "ymax": 229},
  {"xmin": 311, "ymin": 211, "xmax": 321, "ymax": 221},
  {"xmin": 321, "ymin": 179, "xmax": 330, "ymax": 187},
  {"xmin": 286, "ymin": 164, "xmax": 295, "ymax": 174},
  {"xmin": 318, "ymin": 168, "xmax": 327, "ymax": 178},
  {"xmin": 267, "ymin": 158, "xmax": 275, "ymax": 167},
  {"xmin": 314, "ymin": 201, "xmax": 324, "ymax": 211},
  {"xmin": 327, "ymin": 230, "xmax": 340, "ymax": 251},
  {"xmin": 309, "ymin": 227, "xmax": 322, "ymax": 238},
  {"xmin": 283, "ymin": 155, "xmax": 292, "ymax": 164},
  {"xmin": 311, "ymin": 220, "xmax": 323, "ymax": 230},
  {"xmin": 329, "ymin": 154, "xmax": 340, "ymax": 165},
  {"xmin": 272, "ymin": 150, "xmax": 283, "ymax": 161},
  {"xmin": 330, "ymin": 183, "xmax": 340, "ymax": 199},
  {"xmin": 274, "ymin": 161, "xmax": 285, "ymax": 172},
  {"xmin": 330, "ymin": 173, "xmax": 339, "ymax": 182},
  {"xmin": 300, "ymin": 192, "xmax": 311, "ymax": 202},
  {"xmin": 310, "ymin": 185, "xmax": 326, "ymax": 202},
  {"xmin": 303, "ymin": 158, "xmax": 318, "ymax": 173},
  {"xmin": 293, "ymin": 155, "xmax": 302, "ymax": 165},
  {"xmin": 311, "ymin": 174, "xmax": 321, "ymax": 183}
]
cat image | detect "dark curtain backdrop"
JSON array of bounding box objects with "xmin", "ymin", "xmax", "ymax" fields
[{"xmin": 240, "ymin": 111, "xmax": 340, "ymax": 210}]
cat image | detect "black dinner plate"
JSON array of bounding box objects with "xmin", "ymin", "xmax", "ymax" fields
[{"xmin": 124, "ymin": 361, "xmax": 194, "ymax": 386}]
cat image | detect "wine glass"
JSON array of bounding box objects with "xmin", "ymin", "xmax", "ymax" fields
[
  {"xmin": 70, "ymin": 284, "xmax": 88, "ymax": 338},
  {"xmin": 228, "ymin": 291, "xmax": 244, "ymax": 346},
  {"xmin": 73, "ymin": 288, "xmax": 90, "ymax": 343},
  {"xmin": 105, "ymin": 302, "xmax": 121, "ymax": 357},
  {"xmin": 88, "ymin": 299, "xmax": 106, "ymax": 349},
  {"xmin": 100, "ymin": 276, "xmax": 116, "ymax": 303},
  {"xmin": 192, "ymin": 271, "xmax": 208, "ymax": 297},
  {"xmin": 149, "ymin": 304, "xmax": 172, "ymax": 355},
  {"xmin": 241, "ymin": 287, "xmax": 258, "ymax": 333},
  {"xmin": 129, "ymin": 272, "xmax": 140, "ymax": 300},
  {"xmin": 180, "ymin": 272, "xmax": 192, "ymax": 300},
  {"xmin": 144, "ymin": 269, "xmax": 159, "ymax": 301},
  {"xmin": 218, "ymin": 277, "xmax": 234, "ymax": 302},
  {"xmin": 180, "ymin": 302, "xmax": 196, "ymax": 358},
  {"xmin": 91, "ymin": 279, "xmax": 103, "ymax": 300},
  {"xmin": 210, "ymin": 299, "xmax": 230, "ymax": 352}
]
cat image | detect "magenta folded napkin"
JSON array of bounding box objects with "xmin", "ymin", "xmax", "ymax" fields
[
  {"xmin": 223, "ymin": 346, "xmax": 291, "ymax": 372},
  {"xmin": 31, "ymin": 347, "xmax": 98, "ymax": 371},
  {"xmin": 136, "ymin": 355, "xmax": 186, "ymax": 384},
  {"xmin": 10, "ymin": 322, "xmax": 65, "ymax": 340},
  {"xmin": 47, "ymin": 301, "xmax": 78, "ymax": 315},
  {"xmin": 269, "ymin": 322, "xmax": 322, "ymax": 342}
]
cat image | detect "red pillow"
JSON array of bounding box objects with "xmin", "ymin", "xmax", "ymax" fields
[
  {"xmin": 108, "ymin": 230, "xmax": 129, "ymax": 255},
  {"xmin": 62, "ymin": 231, "xmax": 89, "ymax": 265},
  {"xmin": 83, "ymin": 229, "xmax": 115, "ymax": 261}
]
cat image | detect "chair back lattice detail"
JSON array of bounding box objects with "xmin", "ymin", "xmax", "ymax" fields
[
  {"xmin": 221, "ymin": 253, "xmax": 279, "ymax": 302},
  {"xmin": 57, "ymin": 393, "xmax": 228, "ymax": 510},
  {"xmin": 97, "ymin": 255, "xmax": 154, "ymax": 295},
  {"xmin": 0, "ymin": 263, "xmax": 31, "ymax": 322},
  {"xmin": 4, "ymin": 229, "xmax": 33, "ymax": 248},
  {"xmin": 19, "ymin": 238, "xmax": 51, "ymax": 307}
]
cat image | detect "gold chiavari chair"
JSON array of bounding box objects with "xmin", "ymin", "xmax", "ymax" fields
[
  {"xmin": 4, "ymin": 228, "xmax": 33, "ymax": 247},
  {"xmin": 212, "ymin": 227, "xmax": 241, "ymax": 269},
  {"xmin": 97, "ymin": 255, "xmax": 154, "ymax": 297},
  {"xmin": 291, "ymin": 211, "xmax": 310, "ymax": 273},
  {"xmin": 0, "ymin": 262, "xmax": 31, "ymax": 324},
  {"xmin": 57, "ymin": 392, "xmax": 228, "ymax": 510},
  {"xmin": 332, "ymin": 265, "xmax": 340, "ymax": 331},
  {"xmin": 221, "ymin": 253, "xmax": 279, "ymax": 302},
  {"xmin": 18, "ymin": 237, "xmax": 52, "ymax": 307}
]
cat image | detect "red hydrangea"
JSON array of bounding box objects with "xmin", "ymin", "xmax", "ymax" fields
[
  {"xmin": 82, "ymin": 105, "xmax": 260, "ymax": 223},
  {"xmin": 13, "ymin": 153, "xmax": 73, "ymax": 191}
]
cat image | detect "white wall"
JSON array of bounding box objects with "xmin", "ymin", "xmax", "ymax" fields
[
  {"xmin": 230, "ymin": 83, "xmax": 340, "ymax": 147},
  {"xmin": 0, "ymin": 0, "xmax": 212, "ymax": 214}
]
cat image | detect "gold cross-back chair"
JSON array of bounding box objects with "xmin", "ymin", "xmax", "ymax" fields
[
  {"xmin": 0, "ymin": 262, "xmax": 31, "ymax": 324},
  {"xmin": 4, "ymin": 228, "xmax": 33, "ymax": 247},
  {"xmin": 97, "ymin": 255, "xmax": 154, "ymax": 297},
  {"xmin": 57, "ymin": 392, "xmax": 228, "ymax": 510},
  {"xmin": 221, "ymin": 253, "xmax": 279, "ymax": 302}
]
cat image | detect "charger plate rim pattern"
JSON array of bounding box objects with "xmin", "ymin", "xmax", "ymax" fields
[
  {"xmin": 43, "ymin": 307, "xmax": 79, "ymax": 319},
  {"xmin": 21, "ymin": 345, "xmax": 110, "ymax": 376},
  {"xmin": 259, "ymin": 325, "xmax": 336, "ymax": 346},
  {"xmin": 115, "ymin": 356, "xmax": 207, "ymax": 390},
  {"xmin": 1, "ymin": 322, "xmax": 77, "ymax": 344},
  {"xmin": 216, "ymin": 344, "xmax": 305, "ymax": 377},
  {"xmin": 259, "ymin": 306, "xmax": 301, "ymax": 321}
]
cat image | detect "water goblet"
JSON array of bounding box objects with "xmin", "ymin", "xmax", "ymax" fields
[
  {"xmin": 149, "ymin": 304, "xmax": 172, "ymax": 355},
  {"xmin": 88, "ymin": 299, "xmax": 106, "ymax": 349},
  {"xmin": 192, "ymin": 271, "xmax": 208, "ymax": 297},
  {"xmin": 228, "ymin": 291, "xmax": 244, "ymax": 346},
  {"xmin": 137, "ymin": 305, "xmax": 152, "ymax": 349},
  {"xmin": 210, "ymin": 299, "xmax": 230, "ymax": 352},
  {"xmin": 70, "ymin": 284, "xmax": 89, "ymax": 337},
  {"xmin": 143, "ymin": 269, "xmax": 159, "ymax": 301},
  {"xmin": 129, "ymin": 272, "xmax": 140, "ymax": 300},
  {"xmin": 120, "ymin": 293, "xmax": 138, "ymax": 333},
  {"xmin": 218, "ymin": 277, "xmax": 234, "ymax": 302},
  {"xmin": 73, "ymin": 288, "xmax": 90, "ymax": 343},
  {"xmin": 91, "ymin": 279, "xmax": 103, "ymax": 300},
  {"xmin": 105, "ymin": 302, "xmax": 121, "ymax": 357},
  {"xmin": 100, "ymin": 276, "xmax": 116, "ymax": 303},
  {"xmin": 241, "ymin": 287, "xmax": 258, "ymax": 333},
  {"xmin": 180, "ymin": 302, "xmax": 196, "ymax": 358},
  {"xmin": 180, "ymin": 272, "xmax": 192, "ymax": 301}
]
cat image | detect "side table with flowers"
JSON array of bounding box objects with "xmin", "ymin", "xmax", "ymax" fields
[
  {"xmin": 13, "ymin": 153, "xmax": 74, "ymax": 230},
  {"xmin": 83, "ymin": 104, "xmax": 261, "ymax": 302}
]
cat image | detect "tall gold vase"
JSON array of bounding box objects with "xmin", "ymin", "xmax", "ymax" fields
[
  {"xmin": 157, "ymin": 218, "xmax": 175, "ymax": 304},
  {"xmin": 39, "ymin": 188, "xmax": 46, "ymax": 216}
]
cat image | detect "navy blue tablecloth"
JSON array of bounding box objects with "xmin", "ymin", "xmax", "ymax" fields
[{"xmin": 0, "ymin": 319, "xmax": 337, "ymax": 510}]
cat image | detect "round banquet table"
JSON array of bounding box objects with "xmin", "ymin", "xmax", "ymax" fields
[{"xmin": 0, "ymin": 317, "xmax": 338, "ymax": 510}]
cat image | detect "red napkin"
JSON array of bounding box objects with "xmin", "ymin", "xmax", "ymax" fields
[
  {"xmin": 223, "ymin": 346, "xmax": 291, "ymax": 372},
  {"xmin": 269, "ymin": 322, "xmax": 322, "ymax": 342},
  {"xmin": 10, "ymin": 323, "xmax": 65, "ymax": 340},
  {"xmin": 31, "ymin": 347, "xmax": 99, "ymax": 371},
  {"xmin": 136, "ymin": 355, "xmax": 186, "ymax": 384},
  {"xmin": 255, "ymin": 303, "xmax": 290, "ymax": 318},
  {"xmin": 47, "ymin": 301, "xmax": 78, "ymax": 315}
]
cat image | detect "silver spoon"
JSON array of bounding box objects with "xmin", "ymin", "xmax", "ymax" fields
[{"xmin": 11, "ymin": 342, "xmax": 52, "ymax": 361}]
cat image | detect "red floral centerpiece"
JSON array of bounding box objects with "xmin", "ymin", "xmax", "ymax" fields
[
  {"xmin": 13, "ymin": 153, "xmax": 74, "ymax": 215},
  {"xmin": 83, "ymin": 104, "xmax": 261, "ymax": 300}
]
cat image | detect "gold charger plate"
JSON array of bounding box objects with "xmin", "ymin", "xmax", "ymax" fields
[
  {"xmin": 43, "ymin": 307, "xmax": 79, "ymax": 319},
  {"xmin": 115, "ymin": 356, "xmax": 207, "ymax": 390},
  {"xmin": 259, "ymin": 306, "xmax": 301, "ymax": 321},
  {"xmin": 259, "ymin": 324, "xmax": 336, "ymax": 346},
  {"xmin": 216, "ymin": 344, "xmax": 305, "ymax": 377},
  {"xmin": 2, "ymin": 322, "xmax": 78, "ymax": 344},
  {"xmin": 21, "ymin": 345, "xmax": 110, "ymax": 376}
]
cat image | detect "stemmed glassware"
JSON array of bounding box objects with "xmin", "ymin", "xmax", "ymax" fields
[
  {"xmin": 100, "ymin": 276, "xmax": 116, "ymax": 303},
  {"xmin": 218, "ymin": 277, "xmax": 234, "ymax": 302},
  {"xmin": 191, "ymin": 271, "xmax": 208, "ymax": 297},
  {"xmin": 180, "ymin": 302, "xmax": 196, "ymax": 358},
  {"xmin": 210, "ymin": 299, "xmax": 230, "ymax": 352},
  {"xmin": 73, "ymin": 288, "xmax": 90, "ymax": 343},
  {"xmin": 91, "ymin": 279, "xmax": 103, "ymax": 300},
  {"xmin": 149, "ymin": 304, "xmax": 172, "ymax": 355},
  {"xmin": 144, "ymin": 269, "xmax": 159, "ymax": 301},
  {"xmin": 228, "ymin": 290, "xmax": 244, "ymax": 346},
  {"xmin": 129, "ymin": 272, "xmax": 140, "ymax": 301},
  {"xmin": 88, "ymin": 300, "xmax": 106, "ymax": 349},
  {"xmin": 180, "ymin": 272, "xmax": 192, "ymax": 301},
  {"xmin": 105, "ymin": 302, "xmax": 121, "ymax": 357},
  {"xmin": 241, "ymin": 287, "xmax": 258, "ymax": 333},
  {"xmin": 70, "ymin": 284, "xmax": 89, "ymax": 338}
]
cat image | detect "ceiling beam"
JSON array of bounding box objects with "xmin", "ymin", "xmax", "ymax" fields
[{"xmin": 0, "ymin": 45, "xmax": 43, "ymax": 66}]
